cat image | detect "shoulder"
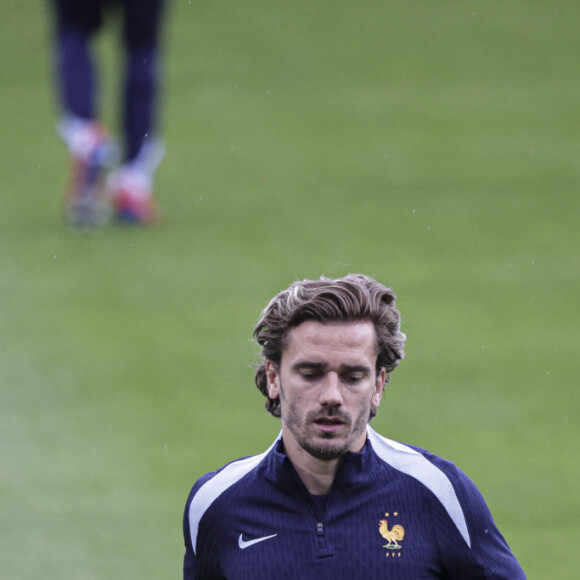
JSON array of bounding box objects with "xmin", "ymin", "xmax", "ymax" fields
[
  {"xmin": 366, "ymin": 425, "xmax": 474, "ymax": 490},
  {"xmin": 366, "ymin": 429, "xmax": 527, "ymax": 577},
  {"xmin": 366, "ymin": 426, "xmax": 481, "ymax": 548},
  {"xmin": 185, "ymin": 453, "xmax": 263, "ymax": 517},
  {"xmin": 184, "ymin": 436, "xmax": 280, "ymax": 554},
  {"xmin": 368, "ymin": 428, "xmax": 492, "ymax": 516}
]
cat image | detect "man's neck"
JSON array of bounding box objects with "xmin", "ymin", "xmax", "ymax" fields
[
  {"xmin": 280, "ymin": 428, "xmax": 369, "ymax": 495},
  {"xmin": 291, "ymin": 452, "xmax": 340, "ymax": 496},
  {"xmin": 280, "ymin": 435, "xmax": 342, "ymax": 495}
]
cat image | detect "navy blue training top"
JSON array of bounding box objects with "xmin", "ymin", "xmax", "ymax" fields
[{"xmin": 183, "ymin": 426, "xmax": 525, "ymax": 579}]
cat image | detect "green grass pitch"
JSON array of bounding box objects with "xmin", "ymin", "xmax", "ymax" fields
[{"xmin": 1, "ymin": 1, "xmax": 578, "ymax": 577}]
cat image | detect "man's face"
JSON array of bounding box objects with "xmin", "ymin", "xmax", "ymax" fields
[{"xmin": 266, "ymin": 320, "xmax": 385, "ymax": 461}]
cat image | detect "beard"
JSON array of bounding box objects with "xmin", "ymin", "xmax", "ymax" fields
[
  {"xmin": 296, "ymin": 417, "xmax": 352, "ymax": 460},
  {"xmin": 280, "ymin": 384, "xmax": 371, "ymax": 461},
  {"xmin": 297, "ymin": 437, "xmax": 351, "ymax": 461}
]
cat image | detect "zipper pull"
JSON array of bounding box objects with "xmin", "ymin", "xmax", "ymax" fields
[{"xmin": 315, "ymin": 522, "xmax": 332, "ymax": 557}]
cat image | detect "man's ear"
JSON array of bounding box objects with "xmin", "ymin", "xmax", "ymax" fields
[
  {"xmin": 265, "ymin": 360, "xmax": 280, "ymax": 399},
  {"xmin": 372, "ymin": 367, "xmax": 387, "ymax": 408}
]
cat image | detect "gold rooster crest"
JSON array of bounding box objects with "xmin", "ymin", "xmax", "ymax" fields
[{"xmin": 379, "ymin": 513, "xmax": 405, "ymax": 551}]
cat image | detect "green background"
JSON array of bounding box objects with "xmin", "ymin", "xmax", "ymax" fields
[{"xmin": 1, "ymin": 1, "xmax": 578, "ymax": 577}]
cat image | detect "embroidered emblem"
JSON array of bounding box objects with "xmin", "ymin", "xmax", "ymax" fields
[{"xmin": 379, "ymin": 512, "xmax": 405, "ymax": 557}]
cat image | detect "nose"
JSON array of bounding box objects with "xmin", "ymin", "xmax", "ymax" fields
[{"xmin": 319, "ymin": 372, "xmax": 344, "ymax": 407}]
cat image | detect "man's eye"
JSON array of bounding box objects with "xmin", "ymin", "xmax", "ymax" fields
[{"xmin": 344, "ymin": 374, "xmax": 363, "ymax": 384}]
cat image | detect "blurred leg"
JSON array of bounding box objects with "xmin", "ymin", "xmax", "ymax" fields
[
  {"xmin": 52, "ymin": 0, "xmax": 104, "ymax": 120},
  {"xmin": 52, "ymin": 0, "xmax": 114, "ymax": 229},
  {"xmin": 121, "ymin": 0, "xmax": 166, "ymax": 163},
  {"xmin": 106, "ymin": 0, "xmax": 166, "ymax": 226}
]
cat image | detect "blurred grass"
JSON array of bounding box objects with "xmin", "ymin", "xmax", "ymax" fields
[{"xmin": 1, "ymin": 1, "xmax": 579, "ymax": 578}]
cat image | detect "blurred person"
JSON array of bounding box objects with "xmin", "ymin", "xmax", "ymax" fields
[
  {"xmin": 183, "ymin": 274, "xmax": 526, "ymax": 579},
  {"xmin": 50, "ymin": 0, "xmax": 167, "ymax": 228}
]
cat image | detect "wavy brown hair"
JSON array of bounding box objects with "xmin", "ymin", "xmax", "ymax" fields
[{"xmin": 253, "ymin": 274, "xmax": 406, "ymax": 417}]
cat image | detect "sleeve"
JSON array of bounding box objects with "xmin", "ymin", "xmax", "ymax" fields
[
  {"xmin": 183, "ymin": 470, "xmax": 225, "ymax": 580},
  {"xmin": 183, "ymin": 486, "xmax": 197, "ymax": 580},
  {"xmin": 429, "ymin": 459, "xmax": 526, "ymax": 579}
]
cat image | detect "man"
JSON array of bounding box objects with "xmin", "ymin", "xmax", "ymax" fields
[
  {"xmin": 183, "ymin": 274, "xmax": 526, "ymax": 579},
  {"xmin": 50, "ymin": 0, "xmax": 166, "ymax": 228}
]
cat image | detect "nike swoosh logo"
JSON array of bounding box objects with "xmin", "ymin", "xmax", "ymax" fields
[{"xmin": 238, "ymin": 533, "xmax": 278, "ymax": 550}]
